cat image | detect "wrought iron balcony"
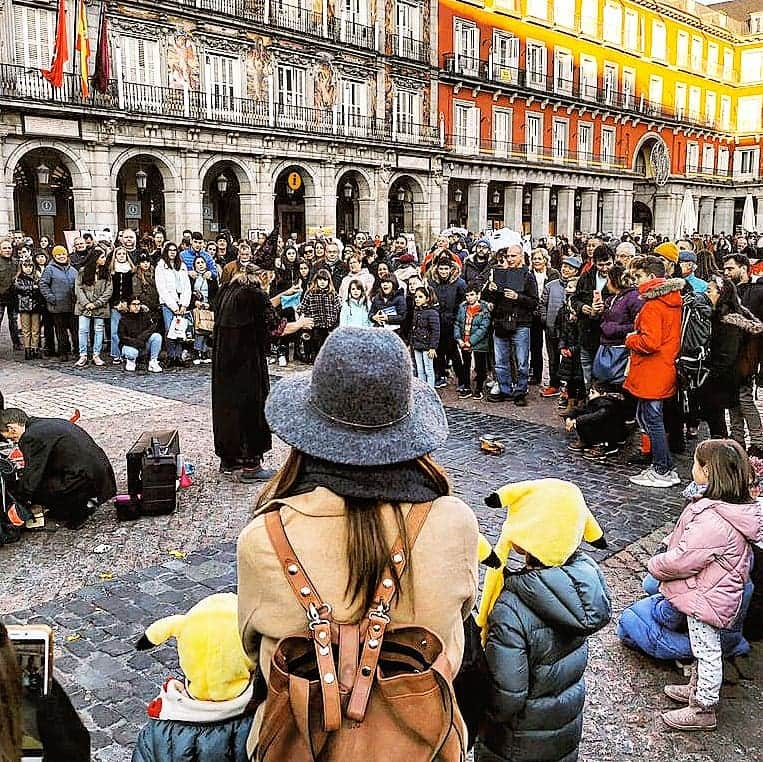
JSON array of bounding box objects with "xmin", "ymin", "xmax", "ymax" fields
[
  {"xmin": 0, "ymin": 64, "xmax": 440, "ymax": 146},
  {"xmin": 385, "ymin": 33, "xmax": 429, "ymax": 63}
]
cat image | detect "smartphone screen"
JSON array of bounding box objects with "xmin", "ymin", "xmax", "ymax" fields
[{"xmin": 14, "ymin": 637, "xmax": 49, "ymax": 758}]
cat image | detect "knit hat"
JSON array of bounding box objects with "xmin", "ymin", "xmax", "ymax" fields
[
  {"xmin": 678, "ymin": 251, "xmax": 697, "ymax": 263},
  {"xmin": 266, "ymin": 328, "xmax": 448, "ymax": 466},
  {"xmin": 51, "ymin": 245, "xmax": 68, "ymax": 258},
  {"xmin": 654, "ymin": 241, "xmax": 679, "ymax": 263},
  {"xmin": 397, "ymin": 253, "xmax": 415, "ymax": 265},
  {"xmin": 563, "ymin": 255, "xmax": 583, "ymax": 271}
]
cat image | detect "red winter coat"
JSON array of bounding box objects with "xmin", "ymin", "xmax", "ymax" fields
[
  {"xmin": 624, "ymin": 278, "xmax": 682, "ymax": 400},
  {"xmin": 648, "ymin": 497, "xmax": 763, "ymax": 629}
]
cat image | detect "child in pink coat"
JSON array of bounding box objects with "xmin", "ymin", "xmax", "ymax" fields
[{"xmin": 648, "ymin": 439, "xmax": 762, "ymax": 731}]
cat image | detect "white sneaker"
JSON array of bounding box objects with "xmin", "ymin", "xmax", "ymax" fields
[
  {"xmin": 666, "ymin": 469, "xmax": 681, "ymax": 486},
  {"xmin": 278, "ymin": 355, "xmax": 287, "ymax": 367},
  {"xmin": 125, "ymin": 358, "xmax": 136, "ymax": 372},
  {"xmin": 148, "ymin": 359, "xmax": 163, "ymax": 373},
  {"xmin": 629, "ymin": 467, "xmax": 674, "ymax": 488}
]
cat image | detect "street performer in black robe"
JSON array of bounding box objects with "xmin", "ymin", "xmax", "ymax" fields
[
  {"xmin": 0, "ymin": 408, "xmax": 116, "ymax": 529},
  {"xmin": 211, "ymin": 230, "xmax": 312, "ymax": 482}
]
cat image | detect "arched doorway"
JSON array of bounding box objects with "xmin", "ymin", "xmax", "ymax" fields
[
  {"xmin": 632, "ymin": 201, "xmax": 653, "ymax": 233},
  {"xmin": 202, "ymin": 162, "xmax": 241, "ymax": 240},
  {"xmin": 13, "ymin": 149, "xmax": 74, "ymax": 242},
  {"xmin": 447, "ymin": 181, "xmax": 468, "ymax": 227},
  {"xmin": 117, "ymin": 156, "xmax": 165, "ymax": 235},
  {"xmin": 335, "ymin": 170, "xmax": 372, "ymax": 242},
  {"xmin": 274, "ymin": 166, "xmax": 307, "ymax": 241}
]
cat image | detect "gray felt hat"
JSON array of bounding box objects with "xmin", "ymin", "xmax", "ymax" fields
[{"xmin": 265, "ymin": 328, "xmax": 448, "ymax": 466}]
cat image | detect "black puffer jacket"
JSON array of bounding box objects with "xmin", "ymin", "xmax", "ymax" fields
[
  {"xmin": 477, "ymin": 552, "xmax": 611, "ymax": 762},
  {"xmin": 410, "ymin": 306, "xmax": 440, "ymax": 351}
]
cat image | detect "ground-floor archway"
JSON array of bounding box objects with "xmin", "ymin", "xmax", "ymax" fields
[
  {"xmin": 13, "ymin": 148, "xmax": 74, "ymax": 242},
  {"xmin": 202, "ymin": 161, "xmax": 242, "ymax": 240},
  {"xmin": 389, "ymin": 174, "xmax": 425, "ymax": 238},
  {"xmin": 335, "ymin": 169, "xmax": 372, "ymax": 240},
  {"xmin": 274, "ymin": 165, "xmax": 314, "ymax": 240},
  {"xmin": 116, "ymin": 156, "xmax": 165, "ymax": 235},
  {"xmin": 632, "ymin": 200, "xmax": 653, "ymax": 234}
]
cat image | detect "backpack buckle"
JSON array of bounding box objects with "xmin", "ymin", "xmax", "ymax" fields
[{"xmin": 307, "ymin": 602, "xmax": 332, "ymax": 630}]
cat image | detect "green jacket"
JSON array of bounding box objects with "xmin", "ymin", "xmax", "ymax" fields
[{"xmin": 453, "ymin": 300, "xmax": 491, "ymax": 352}]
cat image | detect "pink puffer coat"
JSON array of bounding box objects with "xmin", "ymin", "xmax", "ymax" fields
[{"xmin": 648, "ymin": 497, "xmax": 763, "ymax": 629}]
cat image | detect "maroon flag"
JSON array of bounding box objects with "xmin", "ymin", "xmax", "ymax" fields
[{"xmin": 92, "ymin": 2, "xmax": 111, "ymax": 94}]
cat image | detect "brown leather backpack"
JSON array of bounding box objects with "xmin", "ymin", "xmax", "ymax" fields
[{"xmin": 256, "ymin": 501, "xmax": 466, "ymax": 761}]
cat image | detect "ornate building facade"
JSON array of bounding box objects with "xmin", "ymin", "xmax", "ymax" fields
[{"xmin": 0, "ymin": 0, "xmax": 762, "ymax": 243}]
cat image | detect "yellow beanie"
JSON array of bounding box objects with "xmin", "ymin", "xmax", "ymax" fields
[
  {"xmin": 654, "ymin": 241, "xmax": 679, "ymax": 263},
  {"xmin": 51, "ymin": 245, "xmax": 68, "ymax": 258},
  {"xmin": 476, "ymin": 479, "xmax": 605, "ymax": 637}
]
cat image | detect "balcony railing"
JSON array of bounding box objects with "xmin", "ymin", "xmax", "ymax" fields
[
  {"xmin": 442, "ymin": 54, "xmax": 724, "ymax": 132},
  {"xmin": 0, "ymin": 63, "xmax": 440, "ymax": 145},
  {"xmin": 445, "ymin": 134, "xmax": 628, "ymax": 170},
  {"xmin": 386, "ymin": 33, "xmax": 429, "ymax": 63}
]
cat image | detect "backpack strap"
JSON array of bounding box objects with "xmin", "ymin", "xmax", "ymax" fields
[
  {"xmin": 265, "ymin": 510, "xmax": 342, "ymax": 732},
  {"xmin": 346, "ymin": 500, "xmax": 434, "ymax": 721}
]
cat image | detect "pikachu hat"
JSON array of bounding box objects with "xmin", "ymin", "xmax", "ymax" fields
[
  {"xmin": 136, "ymin": 592, "xmax": 253, "ymax": 701},
  {"xmin": 476, "ymin": 479, "xmax": 607, "ymax": 635}
]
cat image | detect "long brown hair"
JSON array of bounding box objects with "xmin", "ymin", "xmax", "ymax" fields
[
  {"xmin": 0, "ymin": 623, "xmax": 22, "ymax": 762},
  {"xmin": 695, "ymin": 439, "xmax": 754, "ymax": 504},
  {"xmin": 256, "ymin": 449, "xmax": 450, "ymax": 613}
]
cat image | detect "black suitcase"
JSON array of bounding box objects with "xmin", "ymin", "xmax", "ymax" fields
[
  {"xmin": 140, "ymin": 438, "xmax": 177, "ymax": 516},
  {"xmin": 127, "ymin": 430, "xmax": 180, "ymax": 498}
]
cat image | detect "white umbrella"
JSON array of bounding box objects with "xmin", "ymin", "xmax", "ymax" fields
[
  {"xmin": 741, "ymin": 194, "xmax": 756, "ymax": 232},
  {"xmin": 677, "ymin": 188, "xmax": 697, "ymax": 238}
]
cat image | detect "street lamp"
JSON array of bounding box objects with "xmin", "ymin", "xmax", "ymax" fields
[
  {"xmin": 454, "ymin": 188, "xmax": 463, "ymax": 204},
  {"xmin": 36, "ymin": 162, "xmax": 51, "ymax": 186},
  {"xmin": 216, "ymin": 174, "xmax": 228, "ymax": 194},
  {"xmin": 135, "ymin": 169, "xmax": 148, "ymax": 193},
  {"xmin": 523, "ymin": 190, "xmax": 531, "ymax": 205},
  {"xmin": 396, "ymin": 187, "xmax": 406, "ymax": 202},
  {"xmin": 550, "ymin": 192, "xmax": 558, "ymax": 209},
  {"xmin": 491, "ymin": 188, "xmax": 501, "ymax": 205},
  {"xmin": 574, "ymin": 194, "xmax": 582, "ymax": 211},
  {"xmin": 343, "ymin": 182, "xmax": 354, "ymax": 200}
]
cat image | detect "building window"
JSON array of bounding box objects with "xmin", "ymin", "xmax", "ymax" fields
[
  {"xmin": 648, "ymin": 75, "xmax": 662, "ymax": 113},
  {"xmin": 722, "ymin": 48, "xmax": 733, "ymax": 80},
  {"xmin": 734, "ymin": 148, "xmax": 758, "ymax": 177},
  {"xmin": 738, "ymin": 96, "xmax": 763, "ymax": 132},
  {"xmin": 624, "ymin": 10, "xmax": 638, "ymax": 50},
  {"xmin": 674, "ymin": 83, "xmax": 686, "ymax": 119},
  {"xmin": 454, "ymin": 101, "xmax": 479, "ymax": 153},
  {"xmin": 707, "ymin": 43, "xmax": 719, "ymax": 77},
  {"xmin": 688, "ymin": 87, "xmax": 700, "ymax": 120},
  {"xmin": 580, "ymin": 0, "xmax": 597, "ymax": 35},
  {"xmin": 720, "ymin": 95, "xmax": 731, "ymax": 129},
  {"xmin": 554, "ymin": 50, "xmax": 573, "ymax": 94},
  {"xmin": 601, "ymin": 126, "xmax": 615, "ymax": 166},
  {"xmin": 705, "ymin": 92, "xmax": 716, "ymax": 126},
  {"xmin": 578, "ymin": 121, "xmax": 592, "ymax": 164},
  {"xmin": 686, "ymin": 142, "xmax": 699, "ymax": 173},
  {"xmin": 651, "ymin": 21, "xmax": 666, "ymax": 61},
  {"xmin": 702, "ymin": 145, "xmax": 714, "ymax": 173},
  {"xmin": 12, "ymin": 4, "xmax": 55, "ymax": 69},
  {"xmin": 526, "ymin": 112, "xmax": 542, "ymax": 159},
  {"xmin": 602, "ymin": 63, "xmax": 617, "ymax": 105},
  {"xmin": 526, "ymin": 0, "xmax": 548, "ymax": 21},
  {"xmin": 454, "ymin": 18, "xmax": 479, "ymax": 76},
  {"xmin": 277, "ymin": 64, "xmax": 306, "ymax": 119},
  {"xmin": 622, "ymin": 68, "xmax": 635, "ymax": 108},
  {"xmin": 691, "ymin": 37, "xmax": 702, "ymax": 71},
  {"xmin": 718, "ymin": 146, "xmax": 729, "ymax": 174},
  {"xmin": 492, "ymin": 31, "xmax": 519, "ymax": 82},
  {"xmin": 526, "ymin": 41, "xmax": 547, "ymax": 89},
  {"xmin": 394, "ymin": 1, "xmax": 422, "ymax": 58},
  {"xmin": 493, "ymin": 107, "xmax": 512, "ymax": 157},
  {"xmin": 602, "ymin": 2, "xmax": 622, "ymax": 45},
  {"xmin": 676, "ymin": 31, "xmax": 688, "ymax": 67},
  {"xmin": 207, "ymin": 54, "xmax": 241, "ymax": 113},
  {"xmin": 580, "ymin": 56, "xmax": 597, "ymax": 100},
  {"xmin": 553, "ymin": 0, "xmax": 574, "ymax": 28},
  {"xmin": 740, "ymin": 50, "xmax": 763, "ymax": 84},
  {"xmin": 552, "ymin": 119, "xmax": 568, "ymax": 160},
  {"xmin": 394, "ymin": 89, "xmax": 420, "ymax": 138},
  {"xmin": 342, "ymin": 79, "xmax": 367, "ymax": 134}
]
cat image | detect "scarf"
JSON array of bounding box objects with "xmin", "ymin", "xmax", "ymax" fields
[
  {"xmin": 147, "ymin": 677, "xmax": 253, "ymax": 722},
  {"xmin": 290, "ymin": 454, "xmax": 444, "ymax": 502},
  {"xmin": 114, "ymin": 259, "xmax": 133, "ymax": 273}
]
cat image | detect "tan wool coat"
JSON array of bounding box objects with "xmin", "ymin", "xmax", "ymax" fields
[{"xmin": 237, "ymin": 486, "xmax": 479, "ymax": 756}]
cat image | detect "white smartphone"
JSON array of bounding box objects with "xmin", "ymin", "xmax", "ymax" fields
[{"xmin": 7, "ymin": 624, "xmax": 53, "ymax": 761}]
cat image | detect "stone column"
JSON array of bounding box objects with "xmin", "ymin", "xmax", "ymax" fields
[
  {"xmin": 580, "ymin": 190, "xmax": 598, "ymax": 235},
  {"xmin": 713, "ymin": 197, "xmax": 735, "ymax": 235},
  {"xmin": 239, "ymin": 193, "xmax": 256, "ymax": 238},
  {"xmin": 531, "ymin": 185, "xmax": 550, "ymax": 239},
  {"xmin": 599, "ymin": 190, "xmax": 618, "ymax": 234},
  {"xmin": 697, "ymin": 197, "xmax": 715, "ymax": 235},
  {"xmin": 89, "ymin": 144, "xmax": 115, "ymax": 231},
  {"xmin": 467, "ymin": 180, "xmax": 488, "ymax": 234},
  {"xmin": 653, "ymin": 192, "xmax": 677, "ymax": 236},
  {"xmin": 0, "ymin": 184, "xmax": 15, "ymax": 236},
  {"xmin": 440, "ymin": 177, "xmax": 451, "ymax": 232},
  {"xmin": 72, "ymin": 189, "xmax": 96, "ymax": 232},
  {"xmin": 181, "ymin": 151, "xmax": 202, "ymax": 236},
  {"xmin": 620, "ymin": 188, "xmax": 634, "ymax": 233},
  {"xmin": 756, "ymin": 196, "xmax": 763, "ymax": 233},
  {"xmin": 555, "ymin": 188, "xmax": 576, "ymax": 239},
  {"xmin": 503, "ymin": 183, "xmax": 523, "ymax": 233}
]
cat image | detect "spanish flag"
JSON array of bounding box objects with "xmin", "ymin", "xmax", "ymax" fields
[
  {"xmin": 75, "ymin": 0, "xmax": 90, "ymax": 97},
  {"xmin": 41, "ymin": 0, "xmax": 68, "ymax": 88}
]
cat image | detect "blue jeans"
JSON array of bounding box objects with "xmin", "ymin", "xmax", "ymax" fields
[
  {"xmin": 636, "ymin": 398, "xmax": 672, "ymax": 474},
  {"xmin": 580, "ymin": 346, "xmax": 594, "ymax": 389},
  {"xmin": 414, "ymin": 350, "xmax": 436, "ymax": 388},
  {"xmin": 122, "ymin": 333, "xmax": 162, "ymax": 362},
  {"xmin": 78, "ymin": 315, "xmax": 104, "ymax": 356},
  {"xmin": 110, "ymin": 309, "xmax": 122, "ymax": 359},
  {"xmin": 162, "ymin": 305, "xmax": 181, "ymax": 359},
  {"xmin": 493, "ymin": 326, "xmax": 530, "ymax": 397}
]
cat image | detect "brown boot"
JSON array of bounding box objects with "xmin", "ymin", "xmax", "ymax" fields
[
  {"xmin": 662, "ymin": 703, "xmax": 717, "ymax": 731},
  {"xmin": 664, "ymin": 665, "xmax": 698, "ymax": 704},
  {"xmin": 558, "ymin": 398, "xmax": 579, "ymax": 417}
]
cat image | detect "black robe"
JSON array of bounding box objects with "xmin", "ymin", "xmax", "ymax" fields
[
  {"xmin": 17, "ymin": 417, "xmax": 116, "ymax": 510},
  {"xmin": 212, "ymin": 281, "xmax": 284, "ymax": 464}
]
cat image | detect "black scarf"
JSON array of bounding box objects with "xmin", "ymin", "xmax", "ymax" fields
[{"xmin": 290, "ymin": 454, "xmax": 444, "ymax": 502}]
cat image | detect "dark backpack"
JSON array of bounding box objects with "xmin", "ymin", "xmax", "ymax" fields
[{"xmin": 676, "ymin": 292, "xmax": 713, "ymax": 392}]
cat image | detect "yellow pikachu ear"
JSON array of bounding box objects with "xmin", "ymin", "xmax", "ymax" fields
[
  {"xmin": 583, "ymin": 511, "xmax": 607, "ymax": 549},
  {"xmin": 138, "ymin": 614, "xmax": 185, "ymax": 650},
  {"xmin": 478, "ymin": 534, "xmax": 502, "ymax": 568}
]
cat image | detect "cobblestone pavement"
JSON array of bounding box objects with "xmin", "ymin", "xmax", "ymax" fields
[{"xmin": 1, "ymin": 351, "xmax": 761, "ymax": 761}]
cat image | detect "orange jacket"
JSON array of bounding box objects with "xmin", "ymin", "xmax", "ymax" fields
[{"xmin": 624, "ymin": 278, "xmax": 683, "ymax": 400}]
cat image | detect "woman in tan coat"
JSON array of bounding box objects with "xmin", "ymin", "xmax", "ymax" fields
[{"xmin": 237, "ymin": 327, "xmax": 479, "ymax": 758}]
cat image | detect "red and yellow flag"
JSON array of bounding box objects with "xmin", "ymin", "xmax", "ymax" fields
[
  {"xmin": 41, "ymin": 0, "xmax": 69, "ymax": 88},
  {"xmin": 75, "ymin": 0, "xmax": 90, "ymax": 97}
]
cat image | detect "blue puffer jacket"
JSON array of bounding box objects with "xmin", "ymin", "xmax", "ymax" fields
[
  {"xmin": 131, "ymin": 715, "xmax": 252, "ymax": 762},
  {"xmin": 39, "ymin": 261, "xmax": 78, "ymax": 313},
  {"xmin": 476, "ymin": 552, "xmax": 611, "ymax": 762}
]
